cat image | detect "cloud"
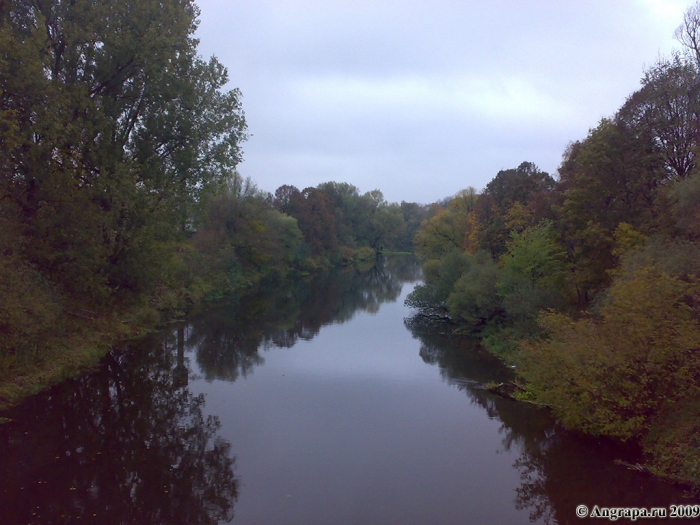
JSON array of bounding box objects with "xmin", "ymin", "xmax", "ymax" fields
[
  {"xmin": 195, "ymin": 0, "xmax": 688, "ymax": 203},
  {"xmin": 292, "ymin": 74, "xmax": 574, "ymax": 124}
]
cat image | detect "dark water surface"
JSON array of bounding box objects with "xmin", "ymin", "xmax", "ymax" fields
[{"xmin": 0, "ymin": 257, "xmax": 695, "ymax": 524}]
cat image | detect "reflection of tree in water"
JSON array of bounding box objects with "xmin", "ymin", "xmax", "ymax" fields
[
  {"xmin": 405, "ymin": 320, "xmax": 695, "ymax": 525},
  {"xmin": 190, "ymin": 256, "xmax": 421, "ymax": 382},
  {"xmin": 0, "ymin": 332, "xmax": 238, "ymax": 525}
]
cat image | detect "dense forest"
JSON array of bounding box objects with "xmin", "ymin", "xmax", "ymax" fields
[
  {"xmin": 407, "ymin": 5, "xmax": 700, "ymax": 487},
  {"xmin": 0, "ymin": 0, "xmax": 431, "ymax": 403}
]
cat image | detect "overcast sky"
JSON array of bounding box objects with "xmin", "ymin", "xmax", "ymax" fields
[{"xmin": 194, "ymin": 0, "xmax": 691, "ymax": 204}]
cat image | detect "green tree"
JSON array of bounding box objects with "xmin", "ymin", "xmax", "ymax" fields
[
  {"xmin": 473, "ymin": 162, "xmax": 555, "ymax": 257},
  {"xmin": 0, "ymin": 0, "xmax": 246, "ymax": 305},
  {"xmin": 498, "ymin": 221, "xmax": 571, "ymax": 326},
  {"xmin": 405, "ymin": 250, "xmax": 471, "ymax": 321},
  {"xmin": 414, "ymin": 188, "xmax": 479, "ymax": 259},
  {"xmin": 192, "ymin": 174, "xmax": 303, "ymax": 295},
  {"xmin": 445, "ymin": 251, "xmax": 503, "ymax": 328},
  {"xmin": 396, "ymin": 200, "xmax": 433, "ymax": 252},
  {"xmin": 556, "ymin": 119, "xmax": 663, "ymax": 302}
]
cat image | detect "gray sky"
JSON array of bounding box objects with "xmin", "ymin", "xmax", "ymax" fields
[{"xmin": 195, "ymin": 0, "xmax": 690, "ymax": 204}]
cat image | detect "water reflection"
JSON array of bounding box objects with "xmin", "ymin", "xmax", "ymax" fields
[
  {"xmin": 5, "ymin": 254, "xmax": 689, "ymax": 525},
  {"xmin": 188, "ymin": 256, "xmax": 421, "ymax": 382},
  {"xmin": 0, "ymin": 331, "xmax": 238, "ymax": 525},
  {"xmin": 405, "ymin": 321, "xmax": 695, "ymax": 524}
]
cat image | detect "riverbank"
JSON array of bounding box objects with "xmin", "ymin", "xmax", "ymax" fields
[
  {"xmin": 4, "ymin": 256, "xmax": 692, "ymax": 525},
  {"xmin": 0, "ymin": 253, "xmax": 397, "ymax": 413},
  {"xmin": 474, "ymin": 333, "xmax": 700, "ymax": 493},
  {"xmin": 0, "ymin": 306, "xmax": 157, "ymax": 413}
]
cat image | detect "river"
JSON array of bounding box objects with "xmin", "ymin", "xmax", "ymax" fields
[{"xmin": 0, "ymin": 256, "xmax": 695, "ymax": 524}]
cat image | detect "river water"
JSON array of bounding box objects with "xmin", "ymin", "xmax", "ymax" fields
[{"xmin": 0, "ymin": 257, "xmax": 695, "ymax": 524}]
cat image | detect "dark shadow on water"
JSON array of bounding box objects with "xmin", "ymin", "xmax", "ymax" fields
[
  {"xmin": 0, "ymin": 256, "xmax": 421, "ymax": 525},
  {"xmin": 0, "ymin": 330, "xmax": 239, "ymax": 525},
  {"xmin": 405, "ymin": 319, "xmax": 698, "ymax": 524}
]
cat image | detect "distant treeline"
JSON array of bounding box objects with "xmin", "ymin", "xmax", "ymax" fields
[
  {"xmin": 407, "ymin": 5, "xmax": 700, "ymax": 487},
  {"xmin": 0, "ymin": 1, "xmax": 431, "ymax": 393}
]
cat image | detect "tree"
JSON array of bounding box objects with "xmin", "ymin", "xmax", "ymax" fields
[
  {"xmin": 473, "ymin": 162, "xmax": 555, "ymax": 257},
  {"xmin": 446, "ymin": 251, "xmax": 503, "ymax": 328},
  {"xmin": 483, "ymin": 162, "xmax": 555, "ymax": 209},
  {"xmin": 556, "ymin": 119, "xmax": 663, "ymax": 302},
  {"xmin": 498, "ymin": 221, "xmax": 571, "ymax": 327},
  {"xmin": 274, "ymin": 184, "xmax": 302, "ymax": 215},
  {"xmin": 0, "ymin": 0, "xmax": 246, "ymax": 306},
  {"xmin": 617, "ymin": 54, "xmax": 700, "ymax": 181},
  {"xmin": 393, "ymin": 201, "xmax": 431, "ymax": 251},
  {"xmin": 316, "ymin": 181, "xmax": 362, "ymax": 246},
  {"xmin": 192, "ymin": 174, "xmax": 303, "ymax": 294},
  {"xmin": 354, "ymin": 189, "xmax": 405, "ymax": 251},
  {"xmin": 294, "ymin": 188, "xmax": 338, "ymax": 257},
  {"xmin": 675, "ymin": 1, "xmax": 700, "ymax": 67},
  {"xmin": 521, "ymin": 265, "xmax": 700, "ymax": 437},
  {"xmin": 414, "ymin": 188, "xmax": 480, "ymax": 259}
]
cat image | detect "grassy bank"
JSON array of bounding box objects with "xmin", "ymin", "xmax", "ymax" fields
[{"xmin": 0, "ymin": 306, "xmax": 160, "ymax": 412}]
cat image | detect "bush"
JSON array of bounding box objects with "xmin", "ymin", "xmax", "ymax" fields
[{"xmin": 520, "ymin": 265, "xmax": 700, "ymax": 446}]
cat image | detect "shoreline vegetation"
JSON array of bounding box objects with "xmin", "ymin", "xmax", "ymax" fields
[
  {"xmin": 405, "ymin": 6, "xmax": 700, "ymax": 490},
  {"xmin": 0, "ymin": 249, "xmax": 413, "ymax": 412},
  {"xmin": 2, "ymin": 0, "xmax": 699, "ymax": 493},
  {"xmin": 0, "ymin": 1, "xmax": 432, "ymax": 410}
]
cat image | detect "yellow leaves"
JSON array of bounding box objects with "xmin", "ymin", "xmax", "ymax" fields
[
  {"xmin": 414, "ymin": 193, "xmax": 485, "ymax": 260},
  {"xmin": 601, "ymin": 266, "xmax": 696, "ymax": 349},
  {"xmin": 249, "ymin": 220, "xmax": 265, "ymax": 235},
  {"xmin": 504, "ymin": 201, "xmax": 533, "ymax": 233},
  {"xmin": 520, "ymin": 263, "xmax": 700, "ymax": 442},
  {"xmin": 612, "ymin": 223, "xmax": 647, "ymax": 259},
  {"xmin": 465, "ymin": 212, "xmax": 481, "ymax": 254}
]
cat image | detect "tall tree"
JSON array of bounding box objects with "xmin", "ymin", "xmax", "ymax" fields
[
  {"xmin": 473, "ymin": 162, "xmax": 555, "ymax": 258},
  {"xmin": 617, "ymin": 54, "xmax": 700, "ymax": 182},
  {"xmin": 556, "ymin": 118, "xmax": 664, "ymax": 301},
  {"xmin": 0, "ymin": 0, "xmax": 246, "ymax": 304}
]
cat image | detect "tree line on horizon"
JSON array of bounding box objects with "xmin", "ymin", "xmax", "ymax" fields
[{"xmin": 407, "ymin": 4, "xmax": 700, "ymax": 486}]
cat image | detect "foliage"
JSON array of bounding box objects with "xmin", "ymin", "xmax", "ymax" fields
[
  {"xmin": 556, "ymin": 119, "xmax": 662, "ymax": 301},
  {"xmin": 397, "ymin": 200, "xmax": 435, "ymax": 251},
  {"xmin": 405, "ymin": 250, "xmax": 470, "ymax": 319},
  {"xmin": 618, "ymin": 53, "xmax": 700, "ymax": 181},
  {"xmin": 194, "ymin": 175, "xmax": 303, "ymax": 285},
  {"xmin": 498, "ymin": 221, "xmax": 571, "ymax": 327},
  {"xmin": 446, "ymin": 251, "xmax": 503, "ymax": 328},
  {"xmin": 644, "ymin": 399, "xmax": 700, "ymax": 483},
  {"xmin": 474, "ymin": 162, "xmax": 555, "ymax": 258},
  {"xmin": 0, "ymin": 0, "xmax": 253, "ymax": 386},
  {"xmin": 274, "ymin": 182, "xmax": 418, "ymax": 265},
  {"xmin": 414, "ymin": 187, "xmax": 479, "ymax": 259},
  {"xmin": 667, "ymin": 169, "xmax": 700, "ymax": 240},
  {"xmin": 1, "ymin": 0, "xmax": 246, "ymax": 305},
  {"xmin": 520, "ymin": 265, "xmax": 700, "ymax": 443},
  {"xmin": 0, "ymin": 253, "xmax": 62, "ymax": 362}
]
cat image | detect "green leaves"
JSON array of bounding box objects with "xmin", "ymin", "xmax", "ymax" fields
[
  {"xmin": 1, "ymin": 0, "xmax": 246, "ymax": 304},
  {"xmin": 497, "ymin": 221, "xmax": 571, "ymax": 325}
]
